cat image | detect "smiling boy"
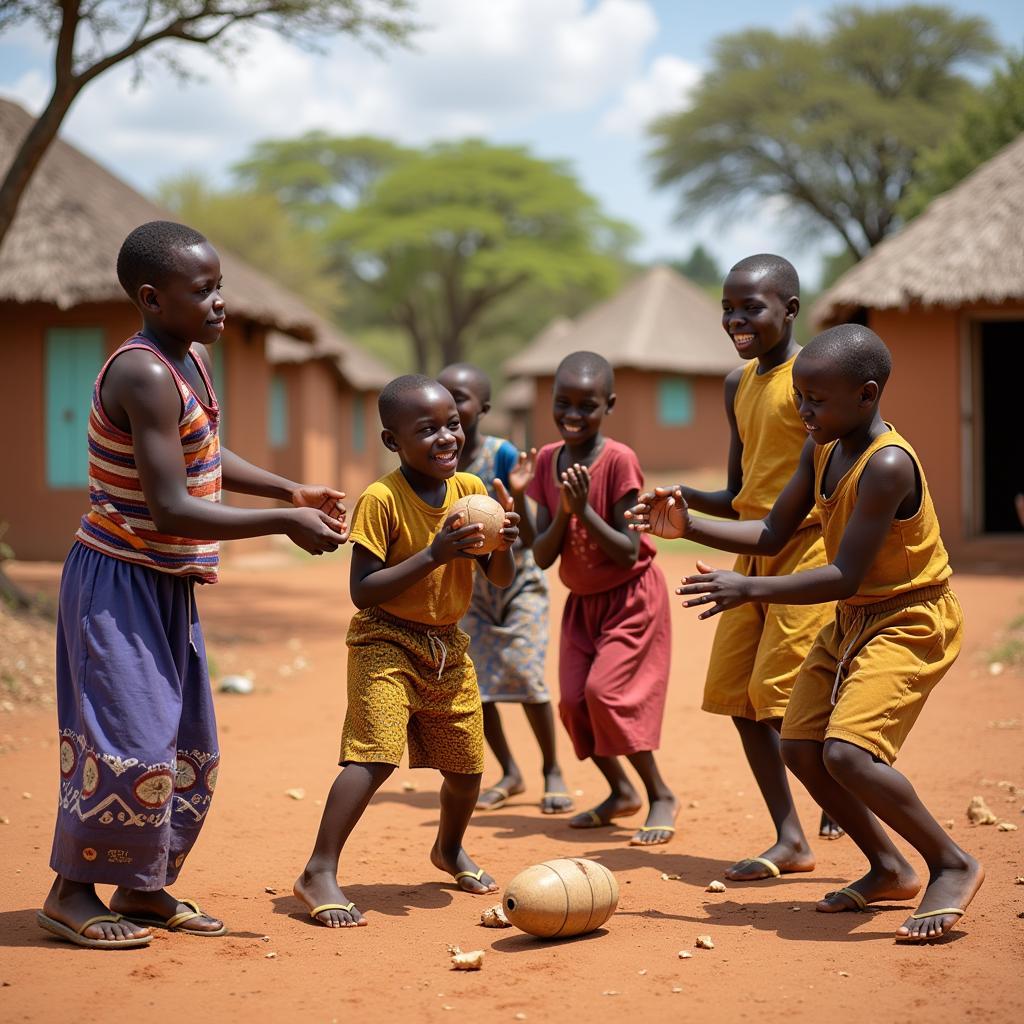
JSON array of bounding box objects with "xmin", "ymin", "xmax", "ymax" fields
[
  {"xmin": 632, "ymin": 325, "xmax": 982, "ymax": 943},
  {"xmin": 39, "ymin": 221, "xmax": 348, "ymax": 950},
  {"xmin": 294, "ymin": 375, "xmax": 519, "ymax": 928}
]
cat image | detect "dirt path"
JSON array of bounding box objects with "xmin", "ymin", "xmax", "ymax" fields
[{"xmin": 1, "ymin": 551, "xmax": 1022, "ymax": 1023}]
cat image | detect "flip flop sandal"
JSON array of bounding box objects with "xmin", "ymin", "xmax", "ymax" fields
[
  {"xmin": 628, "ymin": 825, "xmax": 676, "ymax": 846},
  {"xmin": 36, "ymin": 910, "xmax": 152, "ymax": 949},
  {"xmin": 569, "ymin": 809, "xmax": 612, "ymax": 829},
  {"xmin": 309, "ymin": 902, "xmax": 360, "ymax": 925},
  {"xmin": 727, "ymin": 856, "xmax": 781, "ymax": 879},
  {"xmin": 454, "ymin": 868, "xmax": 493, "ymax": 893},
  {"xmin": 895, "ymin": 907, "xmax": 964, "ymax": 943},
  {"xmin": 123, "ymin": 897, "xmax": 227, "ymax": 936},
  {"xmin": 475, "ymin": 786, "xmax": 511, "ymax": 810},
  {"xmin": 540, "ymin": 791, "xmax": 574, "ymax": 814},
  {"xmin": 820, "ymin": 886, "xmax": 868, "ymax": 912}
]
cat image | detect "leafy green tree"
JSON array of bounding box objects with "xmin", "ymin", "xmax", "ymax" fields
[
  {"xmin": 902, "ymin": 49, "xmax": 1024, "ymax": 219},
  {"xmin": 0, "ymin": 1, "xmax": 414, "ymax": 248},
  {"xmin": 156, "ymin": 173, "xmax": 343, "ymax": 314},
  {"xmin": 650, "ymin": 4, "xmax": 998, "ymax": 260},
  {"xmin": 242, "ymin": 137, "xmax": 632, "ymax": 372},
  {"xmin": 670, "ymin": 243, "xmax": 721, "ymax": 287}
]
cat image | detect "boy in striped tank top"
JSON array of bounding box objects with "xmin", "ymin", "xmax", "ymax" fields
[
  {"xmin": 39, "ymin": 222, "xmax": 348, "ymax": 950},
  {"xmin": 637, "ymin": 325, "xmax": 982, "ymax": 943}
]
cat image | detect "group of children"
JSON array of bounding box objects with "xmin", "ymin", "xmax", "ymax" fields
[{"xmin": 36, "ymin": 220, "xmax": 982, "ymax": 951}]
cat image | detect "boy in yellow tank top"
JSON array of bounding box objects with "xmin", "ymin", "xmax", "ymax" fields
[
  {"xmin": 633, "ymin": 325, "xmax": 982, "ymax": 944},
  {"xmin": 642, "ymin": 255, "xmax": 839, "ymax": 883}
]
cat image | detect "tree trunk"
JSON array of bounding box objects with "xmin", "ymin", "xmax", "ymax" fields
[{"xmin": 0, "ymin": 84, "xmax": 80, "ymax": 250}]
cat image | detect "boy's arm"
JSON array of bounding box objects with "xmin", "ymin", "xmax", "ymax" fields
[
  {"xmin": 531, "ymin": 497, "xmax": 569, "ymax": 570},
  {"xmin": 110, "ymin": 351, "xmax": 343, "ymax": 554},
  {"xmin": 348, "ymin": 514, "xmax": 486, "ymax": 609},
  {"xmin": 675, "ymin": 367, "xmax": 744, "ymax": 519},
  {"xmin": 507, "ymin": 448, "xmax": 537, "ymax": 547},
  {"xmin": 479, "ymin": 479, "xmax": 519, "ymax": 588},
  {"xmin": 679, "ymin": 446, "xmax": 918, "ymax": 615}
]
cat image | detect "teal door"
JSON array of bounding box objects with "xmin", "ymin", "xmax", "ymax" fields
[{"xmin": 45, "ymin": 328, "xmax": 105, "ymax": 488}]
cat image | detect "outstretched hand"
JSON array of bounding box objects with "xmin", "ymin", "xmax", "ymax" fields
[
  {"xmin": 508, "ymin": 448, "xmax": 537, "ymax": 495},
  {"xmin": 625, "ymin": 486, "xmax": 689, "ymax": 539},
  {"xmin": 492, "ymin": 479, "xmax": 520, "ymax": 550},
  {"xmin": 676, "ymin": 559, "xmax": 753, "ymax": 618}
]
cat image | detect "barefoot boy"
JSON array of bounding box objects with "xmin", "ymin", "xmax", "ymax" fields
[
  {"xmin": 40, "ymin": 221, "xmax": 348, "ymax": 949},
  {"xmin": 437, "ymin": 364, "xmax": 572, "ymax": 815},
  {"xmin": 527, "ymin": 352, "xmax": 677, "ymax": 846},
  {"xmin": 633, "ymin": 325, "xmax": 982, "ymax": 942},
  {"xmin": 642, "ymin": 254, "xmax": 839, "ymax": 882},
  {"xmin": 295, "ymin": 375, "xmax": 519, "ymax": 927}
]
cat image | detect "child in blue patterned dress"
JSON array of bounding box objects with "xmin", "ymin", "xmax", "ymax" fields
[{"xmin": 437, "ymin": 364, "xmax": 573, "ymax": 815}]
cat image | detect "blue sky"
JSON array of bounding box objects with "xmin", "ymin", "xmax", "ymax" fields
[{"xmin": 2, "ymin": 1, "xmax": 1022, "ymax": 287}]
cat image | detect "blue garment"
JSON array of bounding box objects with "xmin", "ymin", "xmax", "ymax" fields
[{"xmin": 50, "ymin": 542, "xmax": 219, "ymax": 889}]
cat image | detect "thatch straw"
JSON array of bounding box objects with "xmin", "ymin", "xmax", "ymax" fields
[
  {"xmin": 813, "ymin": 132, "xmax": 1024, "ymax": 327},
  {"xmin": 505, "ymin": 266, "xmax": 737, "ymax": 377}
]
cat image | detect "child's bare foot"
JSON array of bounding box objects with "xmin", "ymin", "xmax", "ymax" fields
[
  {"xmin": 293, "ymin": 871, "xmax": 366, "ymax": 928},
  {"xmin": 569, "ymin": 791, "xmax": 642, "ymax": 829},
  {"xmin": 430, "ymin": 846, "xmax": 498, "ymax": 895},
  {"xmin": 41, "ymin": 877, "xmax": 152, "ymax": 945},
  {"xmin": 818, "ymin": 810, "xmax": 845, "ymax": 840},
  {"xmin": 540, "ymin": 768, "xmax": 574, "ymax": 814},
  {"xmin": 629, "ymin": 793, "xmax": 679, "ymax": 846},
  {"xmin": 816, "ymin": 863, "xmax": 921, "ymax": 913},
  {"xmin": 110, "ymin": 887, "xmax": 224, "ymax": 934},
  {"xmin": 725, "ymin": 839, "xmax": 816, "ymax": 881},
  {"xmin": 475, "ymin": 774, "xmax": 525, "ymax": 810},
  {"xmin": 895, "ymin": 855, "xmax": 984, "ymax": 942}
]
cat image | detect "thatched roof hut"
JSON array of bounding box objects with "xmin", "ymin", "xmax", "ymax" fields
[{"xmin": 814, "ymin": 133, "xmax": 1024, "ymax": 326}]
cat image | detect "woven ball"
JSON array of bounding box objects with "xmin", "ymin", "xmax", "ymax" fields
[
  {"xmin": 503, "ymin": 858, "xmax": 619, "ymax": 938},
  {"xmin": 449, "ymin": 493, "xmax": 506, "ymax": 554}
]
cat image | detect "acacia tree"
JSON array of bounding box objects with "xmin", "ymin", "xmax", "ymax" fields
[
  {"xmin": 0, "ymin": 1, "xmax": 414, "ymax": 247},
  {"xmin": 650, "ymin": 4, "xmax": 997, "ymax": 260}
]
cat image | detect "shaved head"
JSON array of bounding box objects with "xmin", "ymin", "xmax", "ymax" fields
[
  {"xmin": 378, "ymin": 374, "xmax": 446, "ymax": 430},
  {"xmin": 437, "ymin": 363, "xmax": 491, "ymax": 404},
  {"xmin": 555, "ymin": 351, "xmax": 614, "ymax": 397},
  {"xmin": 729, "ymin": 253, "xmax": 800, "ymax": 301},
  {"xmin": 798, "ymin": 324, "xmax": 892, "ymax": 390}
]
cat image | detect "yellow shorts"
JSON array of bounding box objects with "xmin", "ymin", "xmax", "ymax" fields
[
  {"xmin": 702, "ymin": 526, "xmax": 833, "ymax": 722},
  {"xmin": 781, "ymin": 582, "xmax": 963, "ymax": 765},
  {"xmin": 340, "ymin": 607, "xmax": 484, "ymax": 774}
]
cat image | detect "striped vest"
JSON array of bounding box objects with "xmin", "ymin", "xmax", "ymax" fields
[{"xmin": 75, "ymin": 337, "xmax": 222, "ymax": 582}]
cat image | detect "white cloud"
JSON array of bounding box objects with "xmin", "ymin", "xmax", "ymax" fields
[
  {"xmin": 1, "ymin": 0, "xmax": 662, "ymax": 190},
  {"xmin": 600, "ymin": 53, "xmax": 701, "ymax": 136}
]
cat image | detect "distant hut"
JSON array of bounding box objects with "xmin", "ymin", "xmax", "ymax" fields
[
  {"xmin": 0, "ymin": 98, "xmax": 388, "ymax": 561},
  {"xmin": 813, "ymin": 133, "xmax": 1024, "ymax": 565},
  {"xmin": 504, "ymin": 265, "xmax": 737, "ymax": 471}
]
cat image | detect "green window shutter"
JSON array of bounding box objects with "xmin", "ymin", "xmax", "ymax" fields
[
  {"xmin": 45, "ymin": 328, "xmax": 105, "ymax": 488},
  {"xmin": 268, "ymin": 375, "xmax": 288, "ymax": 448},
  {"xmin": 352, "ymin": 392, "xmax": 366, "ymax": 453},
  {"xmin": 657, "ymin": 376, "xmax": 694, "ymax": 426}
]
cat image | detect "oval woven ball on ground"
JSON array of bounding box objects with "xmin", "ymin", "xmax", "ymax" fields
[
  {"xmin": 502, "ymin": 857, "xmax": 619, "ymax": 938},
  {"xmin": 448, "ymin": 494, "xmax": 506, "ymax": 554}
]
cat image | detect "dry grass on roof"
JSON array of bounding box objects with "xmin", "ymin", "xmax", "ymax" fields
[{"xmin": 814, "ymin": 132, "xmax": 1024, "ymax": 327}]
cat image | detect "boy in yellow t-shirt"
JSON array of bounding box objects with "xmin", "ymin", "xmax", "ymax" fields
[
  {"xmin": 633, "ymin": 325, "xmax": 982, "ymax": 944},
  {"xmin": 294, "ymin": 375, "xmax": 519, "ymax": 929}
]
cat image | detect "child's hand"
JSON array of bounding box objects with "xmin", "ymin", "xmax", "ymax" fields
[
  {"xmin": 676, "ymin": 559, "xmax": 752, "ymax": 618},
  {"xmin": 508, "ymin": 448, "xmax": 537, "ymax": 495},
  {"xmin": 493, "ymin": 479, "xmax": 520, "ymax": 550},
  {"xmin": 626, "ymin": 486, "xmax": 689, "ymax": 539},
  {"xmin": 430, "ymin": 510, "xmax": 485, "ymax": 563},
  {"xmin": 283, "ymin": 507, "xmax": 346, "ymax": 555},
  {"xmin": 560, "ymin": 464, "xmax": 590, "ymax": 517}
]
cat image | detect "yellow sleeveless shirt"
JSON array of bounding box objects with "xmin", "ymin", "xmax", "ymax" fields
[
  {"xmin": 732, "ymin": 356, "xmax": 819, "ymax": 527},
  {"xmin": 813, "ymin": 427, "xmax": 951, "ymax": 605}
]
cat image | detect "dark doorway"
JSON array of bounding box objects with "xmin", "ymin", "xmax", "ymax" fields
[{"xmin": 978, "ymin": 321, "xmax": 1023, "ymax": 534}]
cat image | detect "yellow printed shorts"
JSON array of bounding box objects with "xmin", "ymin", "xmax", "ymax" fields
[
  {"xmin": 781, "ymin": 582, "xmax": 963, "ymax": 765},
  {"xmin": 340, "ymin": 607, "xmax": 484, "ymax": 774},
  {"xmin": 702, "ymin": 526, "xmax": 832, "ymax": 722}
]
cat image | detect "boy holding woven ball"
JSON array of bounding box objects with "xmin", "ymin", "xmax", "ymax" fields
[{"xmin": 294, "ymin": 375, "xmax": 519, "ymax": 928}]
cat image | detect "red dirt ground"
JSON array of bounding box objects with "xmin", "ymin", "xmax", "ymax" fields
[{"xmin": 1, "ymin": 550, "xmax": 1022, "ymax": 1024}]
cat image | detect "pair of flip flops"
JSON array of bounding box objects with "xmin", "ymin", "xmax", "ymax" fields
[
  {"xmin": 570, "ymin": 808, "xmax": 676, "ymax": 846},
  {"xmin": 476, "ymin": 786, "xmax": 574, "ymax": 813},
  {"xmin": 36, "ymin": 897, "xmax": 223, "ymax": 949},
  {"xmin": 821, "ymin": 886, "xmax": 965, "ymax": 933}
]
